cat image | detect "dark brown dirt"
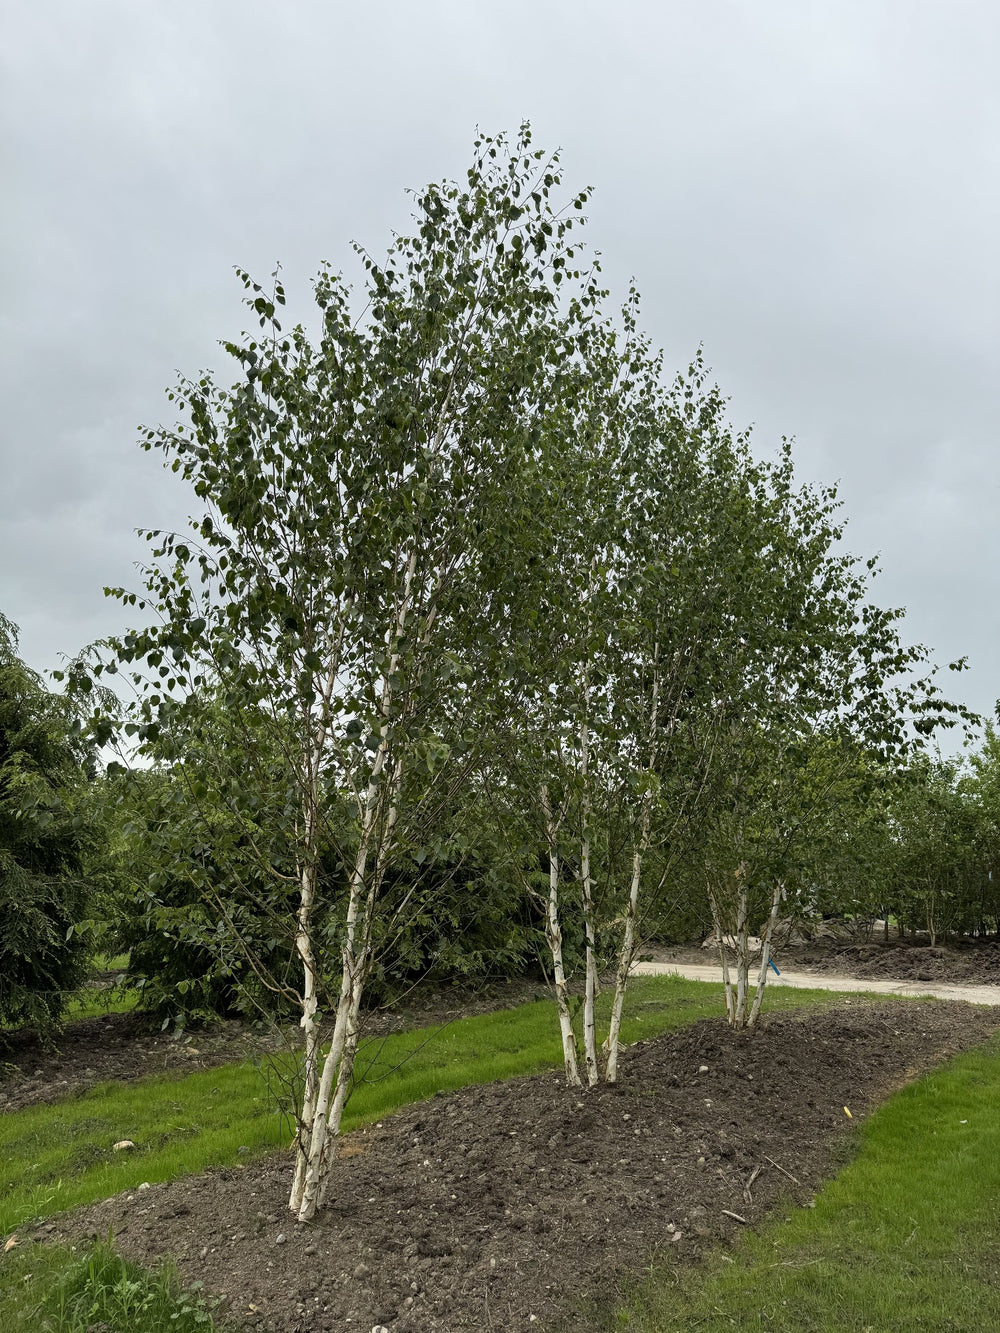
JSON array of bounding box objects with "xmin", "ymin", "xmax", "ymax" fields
[
  {"xmin": 53, "ymin": 998, "xmax": 998, "ymax": 1332},
  {"xmin": 0, "ymin": 979, "xmax": 548, "ymax": 1114},
  {"xmin": 648, "ymin": 936, "xmax": 1000, "ymax": 986},
  {"xmin": 791, "ymin": 940, "xmax": 1000, "ymax": 985},
  {"xmin": 0, "ymin": 1010, "xmax": 262, "ymax": 1113}
]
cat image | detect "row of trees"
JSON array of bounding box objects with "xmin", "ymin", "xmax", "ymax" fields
[
  {"xmin": 805, "ymin": 742, "xmax": 1000, "ymax": 946},
  {"xmin": 6, "ymin": 128, "xmax": 975, "ymax": 1220},
  {"xmin": 8, "ymin": 626, "xmax": 996, "ymax": 1031},
  {"xmin": 7, "ymin": 628, "xmax": 997, "ymax": 1035}
]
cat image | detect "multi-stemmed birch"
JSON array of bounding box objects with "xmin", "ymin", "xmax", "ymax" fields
[
  {"xmin": 695, "ymin": 457, "xmax": 972, "ymax": 1027},
  {"xmin": 596, "ymin": 362, "xmax": 773, "ymax": 1075},
  {"xmin": 497, "ymin": 333, "xmax": 788, "ymax": 1083},
  {"xmin": 489, "ymin": 315, "xmax": 644, "ymax": 1089},
  {"xmin": 487, "ymin": 464, "xmax": 610, "ymax": 1088},
  {"xmin": 86, "ymin": 128, "xmax": 609, "ymax": 1219}
]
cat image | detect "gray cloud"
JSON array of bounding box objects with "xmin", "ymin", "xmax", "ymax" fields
[{"xmin": 2, "ymin": 0, "xmax": 997, "ymax": 731}]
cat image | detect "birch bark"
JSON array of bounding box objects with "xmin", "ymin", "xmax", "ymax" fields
[
  {"xmin": 579, "ymin": 714, "xmax": 599, "ymax": 1087},
  {"xmin": 711, "ymin": 893, "xmax": 736, "ymax": 1025},
  {"xmin": 603, "ymin": 824, "xmax": 643, "ymax": 1083},
  {"xmin": 734, "ymin": 877, "xmax": 748, "ymax": 1028},
  {"xmin": 747, "ymin": 880, "xmax": 783, "ymax": 1027},
  {"xmin": 289, "ymin": 850, "xmax": 320, "ymax": 1213},
  {"xmin": 292, "ymin": 549, "xmax": 420, "ymax": 1220},
  {"xmin": 540, "ymin": 783, "xmax": 581, "ymax": 1087},
  {"xmin": 604, "ymin": 641, "xmax": 660, "ymax": 1082}
]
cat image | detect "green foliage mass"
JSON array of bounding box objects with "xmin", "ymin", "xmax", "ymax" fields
[
  {"xmin": 0, "ymin": 613, "xmax": 94, "ymax": 1028},
  {"xmin": 93, "ymin": 698, "xmax": 539, "ymax": 1025}
]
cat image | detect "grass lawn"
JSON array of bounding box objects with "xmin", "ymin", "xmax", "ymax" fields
[
  {"xmin": 0, "ymin": 975, "xmax": 843, "ymax": 1235},
  {"xmin": 0, "ymin": 1239, "xmax": 227, "ymax": 1333},
  {"xmin": 61, "ymin": 985, "xmax": 139, "ymax": 1024},
  {"xmin": 61, "ymin": 953, "xmax": 136, "ymax": 1023},
  {"xmin": 611, "ymin": 1034, "xmax": 1000, "ymax": 1332},
  {"xmin": 0, "ymin": 956, "xmax": 137, "ymax": 1030}
]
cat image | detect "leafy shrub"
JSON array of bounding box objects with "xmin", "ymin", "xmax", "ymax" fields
[{"xmin": 0, "ymin": 613, "xmax": 92, "ymax": 1027}]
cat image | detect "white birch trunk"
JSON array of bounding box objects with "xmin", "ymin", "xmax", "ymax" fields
[
  {"xmin": 316, "ymin": 961, "xmax": 367, "ymax": 1210},
  {"xmin": 289, "ymin": 852, "xmax": 320, "ymax": 1214},
  {"xmin": 294, "ymin": 730, "xmax": 399, "ymax": 1221},
  {"xmin": 733, "ymin": 878, "xmax": 748, "ymax": 1028},
  {"xmin": 541, "ymin": 784, "xmax": 581, "ymax": 1087},
  {"xmin": 580, "ymin": 833, "xmax": 598, "ymax": 1087},
  {"xmin": 603, "ymin": 836, "xmax": 642, "ymax": 1083},
  {"xmin": 293, "ymin": 891, "xmax": 365, "ymax": 1219},
  {"xmin": 604, "ymin": 647, "xmax": 660, "ymax": 1083},
  {"xmin": 291, "ymin": 549, "xmax": 420, "ymax": 1220},
  {"xmin": 579, "ymin": 716, "xmax": 599, "ymax": 1087},
  {"xmin": 288, "ymin": 736, "xmax": 325, "ymax": 1216},
  {"xmin": 747, "ymin": 880, "xmax": 783, "ymax": 1028},
  {"xmin": 710, "ymin": 891, "xmax": 736, "ymax": 1025}
]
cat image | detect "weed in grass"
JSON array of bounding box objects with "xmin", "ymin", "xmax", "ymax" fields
[
  {"xmin": 610, "ymin": 1036, "xmax": 1000, "ymax": 1333},
  {"xmin": 0, "ymin": 1239, "xmax": 227, "ymax": 1332}
]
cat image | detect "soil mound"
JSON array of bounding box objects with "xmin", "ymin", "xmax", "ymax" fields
[
  {"xmin": 795, "ymin": 940, "xmax": 1000, "ymax": 986},
  {"xmin": 55, "ymin": 998, "xmax": 997, "ymax": 1332}
]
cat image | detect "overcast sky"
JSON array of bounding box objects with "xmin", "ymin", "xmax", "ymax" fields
[{"xmin": 2, "ymin": 0, "xmax": 998, "ymax": 738}]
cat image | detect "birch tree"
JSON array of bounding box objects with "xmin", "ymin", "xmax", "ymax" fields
[
  {"xmin": 485, "ymin": 309, "xmax": 647, "ymax": 1088},
  {"xmin": 77, "ymin": 127, "xmax": 605, "ymax": 1219},
  {"xmin": 885, "ymin": 758, "xmax": 979, "ymax": 946},
  {"xmin": 695, "ymin": 457, "xmax": 973, "ymax": 1027},
  {"xmin": 599, "ymin": 357, "xmax": 766, "ymax": 1077},
  {"xmin": 494, "ymin": 331, "xmax": 794, "ymax": 1081},
  {"xmin": 562, "ymin": 350, "xmax": 790, "ymax": 1079}
]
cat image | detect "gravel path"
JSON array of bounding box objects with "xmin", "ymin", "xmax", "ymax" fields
[{"xmin": 633, "ymin": 960, "xmax": 1000, "ymax": 1006}]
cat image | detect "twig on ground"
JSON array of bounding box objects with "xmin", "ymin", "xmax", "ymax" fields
[
  {"xmin": 743, "ymin": 1164, "xmax": 762, "ymax": 1204},
  {"xmin": 721, "ymin": 1209, "xmax": 747, "ymax": 1224},
  {"xmin": 763, "ymin": 1154, "xmax": 800, "ymax": 1184}
]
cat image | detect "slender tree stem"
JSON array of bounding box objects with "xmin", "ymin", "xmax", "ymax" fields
[
  {"xmin": 541, "ymin": 784, "xmax": 581, "ymax": 1087},
  {"xmin": 748, "ymin": 879, "xmax": 784, "ymax": 1027}
]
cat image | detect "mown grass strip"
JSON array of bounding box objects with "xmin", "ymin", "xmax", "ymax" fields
[
  {"xmin": 0, "ymin": 976, "xmax": 842, "ymax": 1234},
  {"xmin": 611, "ymin": 1034, "xmax": 1000, "ymax": 1333}
]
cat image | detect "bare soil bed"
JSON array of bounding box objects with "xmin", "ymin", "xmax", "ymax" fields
[
  {"xmin": 792, "ymin": 939, "xmax": 1000, "ymax": 985},
  {"xmin": 0, "ymin": 979, "xmax": 547, "ymax": 1114},
  {"xmin": 53, "ymin": 998, "xmax": 997, "ymax": 1332},
  {"xmin": 649, "ymin": 936, "xmax": 1000, "ymax": 986}
]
